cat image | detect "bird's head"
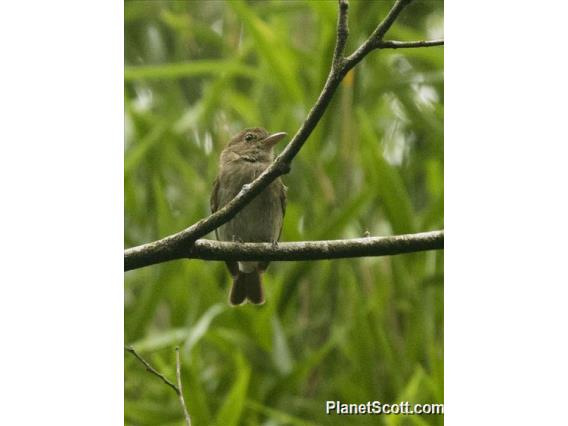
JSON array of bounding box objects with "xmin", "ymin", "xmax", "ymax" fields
[{"xmin": 226, "ymin": 128, "xmax": 287, "ymax": 160}]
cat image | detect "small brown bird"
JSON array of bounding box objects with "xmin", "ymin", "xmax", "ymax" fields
[{"xmin": 210, "ymin": 128, "xmax": 287, "ymax": 305}]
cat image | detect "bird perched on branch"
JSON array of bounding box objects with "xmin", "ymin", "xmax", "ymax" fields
[{"xmin": 211, "ymin": 128, "xmax": 287, "ymax": 305}]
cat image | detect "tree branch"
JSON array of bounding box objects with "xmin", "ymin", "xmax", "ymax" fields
[
  {"xmin": 332, "ymin": 0, "xmax": 350, "ymax": 70},
  {"xmin": 378, "ymin": 39, "xmax": 444, "ymax": 49},
  {"xmin": 125, "ymin": 346, "xmax": 191, "ymax": 426},
  {"xmin": 124, "ymin": 0, "xmax": 444, "ymax": 271},
  {"xmin": 125, "ymin": 231, "xmax": 443, "ymax": 269}
]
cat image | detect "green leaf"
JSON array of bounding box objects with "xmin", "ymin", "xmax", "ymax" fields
[
  {"xmin": 182, "ymin": 303, "xmax": 226, "ymax": 354},
  {"xmin": 357, "ymin": 107, "xmax": 416, "ymax": 235},
  {"xmin": 271, "ymin": 315, "xmax": 293, "ymax": 375},
  {"xmin": 124, "ymin": 122, "xmax": 169, "ymax": 175},
  {"xmin": 129, "ymin": 327, "xmax": 188, "ymax": 352},
  {"xmin": 125, "ymin": 60, "xmax": 260, "ymax": 81},
  {"xmin": 246, "ymin": 400, "xmax": 319, "ymax": 426},
  {"xmin": 228, "ymin": 0, "xmax": 304, "ymax": 103},
  {"xmin": 215, "ymin": 353, "xmax": 251, "ymax": 426}
]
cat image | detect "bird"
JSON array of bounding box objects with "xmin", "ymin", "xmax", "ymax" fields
[{"xmin": 210, "ymin": 128, "xmax": 287, "ymax": 305}]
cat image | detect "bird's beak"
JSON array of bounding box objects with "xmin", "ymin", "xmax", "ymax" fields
[{"xmin": 261, "ymin": 132, "xmax": 287, "ymax": 148}]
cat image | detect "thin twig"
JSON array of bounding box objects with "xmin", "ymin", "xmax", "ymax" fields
[
  {"xmin": 125, "ymin": 346, "xmax": 191, "ymax": 426},
  {"xmin": 123, "ymin": 0, "xmax": 444, "ymax": 272},
  {"xmin": 344, "ymin": 0, "xmax": 414, "ymax": 70},
  {"xmin": 125, "ymin": 346, "xmax": 179, "ymax": 393},
  {"xmin": 126, "ymin": 230, "xmax": 443, "ymax": 268},
  {"xmin": 371, "ymin": 0, "xmax": 413, "ymax": 42},
  {"xmin": 378, "ymin": 39, "xmax": 444, "ymax": 49},
  {"xmin": 176, "ymin": 347, "xmax": 192, "ymax": 426}
]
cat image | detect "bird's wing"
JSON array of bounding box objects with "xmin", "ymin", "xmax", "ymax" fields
[
  {"xmin": 259, "ymin": 181, "xmax": 287, "ymax": 273},
  {"xmin": 210, "ymin": 176, "xmax": 220, "ymax": 240},
  {"xmin": 210, "ymin": 176, "xmax": 219, "ymax": 212},
  {"xmin": 211, "ymin": 176, "xmax": 239, "ymax": 278},
  {"xmin": 278, "ymin": 182, "xmax": 288, "ymax": 240}
]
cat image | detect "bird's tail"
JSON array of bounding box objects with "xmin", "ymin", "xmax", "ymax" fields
[{"xmin": 229, "ymin": 271, "xmax": 264, "ymax": 305}]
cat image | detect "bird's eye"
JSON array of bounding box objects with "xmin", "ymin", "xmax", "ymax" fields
[{"xmin": 244, "ymin": 133, "xmax": 254, "ymax": 142}]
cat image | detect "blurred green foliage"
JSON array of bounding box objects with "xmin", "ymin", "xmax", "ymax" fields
[{"xmin": 125, "ymin": 0, "xmax": 443, "ymax": 425}]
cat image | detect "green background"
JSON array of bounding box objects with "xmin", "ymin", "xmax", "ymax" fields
[{"xmin": 125, "ymin": 0, "xmax": 444, "ymax": 425}]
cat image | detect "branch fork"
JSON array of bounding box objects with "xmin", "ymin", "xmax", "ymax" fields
[{"xmin": 126, "ymin": 346, "xmax": 192, "ymax": 426}]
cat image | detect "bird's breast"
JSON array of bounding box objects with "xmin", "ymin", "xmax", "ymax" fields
[{"xmin": 216, "ymin": 160, "xmax": 284, "ymax": 243}]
